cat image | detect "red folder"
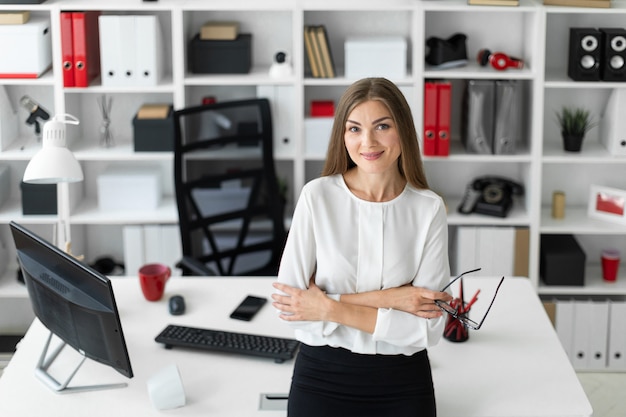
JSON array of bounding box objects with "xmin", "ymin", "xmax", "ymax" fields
[
  {"xmin": 72, "ymin": 11, "xmax": 101, "ymax": 88},
  {"xmin": 436, "ymin": 81, "xmax": 452, "ymax": 156},
  {"xmin": 60, "ymin": 12, "xmax": 74, "ymax": 87},
  {"xmin": 423, "ymin": 81, "xmax": 438, "ymax": 156}
]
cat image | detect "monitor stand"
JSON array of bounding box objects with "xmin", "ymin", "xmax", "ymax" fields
[{"xmin": 35, "ymin": 331, "xmax": 128, "ymax": 394}]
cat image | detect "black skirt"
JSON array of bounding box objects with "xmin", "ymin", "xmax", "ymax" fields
[{"xmin": 287, "ymin": 344, "xmax": 436, "ymax": 417}]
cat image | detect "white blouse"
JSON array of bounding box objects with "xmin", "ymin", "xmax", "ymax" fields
[{"xmin": 276, "ymin": 174, "xmax": 451, "ymax": 355}]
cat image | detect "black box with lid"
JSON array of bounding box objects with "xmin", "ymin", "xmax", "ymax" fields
[
  {"xmin": 188, "ymin": 34, "xmax": 252, "ymax": 74},
  {"xmin": 133, "ymin": 106, "xmax": 174, "ymax": 152},
  {"xmin": 540, "ymin": 234, "xmax": 586, "ymax": 286},
  {"xmin": 21, "ymin": 182, "xmax": 57, "ymax": 215}
]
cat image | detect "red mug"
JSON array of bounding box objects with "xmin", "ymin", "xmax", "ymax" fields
[
  {"xmin": 601, "ymin": 250, "xmax": 620, "ymax": 283},
  {"xmin": 139, "ymin": 263, "xmax": 172, "ymax": 301}
]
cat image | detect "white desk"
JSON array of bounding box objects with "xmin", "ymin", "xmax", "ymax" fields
[{"xmin": 0, "ymin": 277, "xmax": 592, "ymax": 417}]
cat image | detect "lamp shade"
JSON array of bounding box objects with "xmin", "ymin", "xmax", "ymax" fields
[{"xmin": 23, "ymin": 114, "xmax": 83, "ymax": 184}]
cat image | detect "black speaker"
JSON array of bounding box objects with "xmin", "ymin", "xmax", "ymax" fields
[
  {"xmin": 568, "ymin": 28, "xmax": 602, "ymax": 81},
  {"xmin": 600, "ymin": 28, "xmax": 626, "ymax": 81}
]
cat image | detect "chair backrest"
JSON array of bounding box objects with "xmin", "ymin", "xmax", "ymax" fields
[{"xmin": 173, "ymin": 98, "xmax": 287, "ymax": 276}]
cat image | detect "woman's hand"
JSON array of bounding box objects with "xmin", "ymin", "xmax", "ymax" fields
[
  {"xmin": 384, "ymin": 285, "xmax": 453, "ymax": 318},
  {"xmin": 272, "ymin": 278, "xmax": 333, "ymax": 322}
]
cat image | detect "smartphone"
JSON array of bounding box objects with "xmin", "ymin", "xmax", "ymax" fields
[{"xmin": 229, "ymin": 295, "xmax": 267, "ymax": 321}]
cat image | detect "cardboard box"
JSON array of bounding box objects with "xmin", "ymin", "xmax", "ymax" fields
[
  {"xmin": 200, "ymin": 21, "xmax": 239, "ymax": 40},
  {"xmin": 345, "ymin": 36, "xmax": 407, "ymax": 79},
  {"xmin": 304, "ymin": 117, "xmax": 333, "ymax": 156},
  {"xmin": 0, "ymin": 11, "xmax": 30, "ymax": 24},
  {"xmin": 189, "ymin": 34, "xmax": 251, "ymax": 74},
  {"xmin": 97, "ymin": 166, "xmax": 161, "ymax": 211},
  {"xmin": 133, "ymin": 105, "xmax": 174, "ymax": 152},
  {"xmin": 0, "ymin": 17, "xmax": 51, "ymax": 78},
  {"xmin": 21, "ymin": 182, "xmax": 56, "ymax": 215},
  {"xmin": 540, "ymin": 234, "xmax": 586, "ymax": 286}
]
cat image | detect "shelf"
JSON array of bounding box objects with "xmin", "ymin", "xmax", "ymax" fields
[
  {"xmin": 542, "ymin": 140, "xmax": 626, "ymax": 163},
  {"xmin": 540, "ymin": 207, "xmax": 626, "ymax": 235},
  {"xmin": 70, "ymin": 197, "xmax": 178, "ymax": 225},
  {"xmin": 539, "ymin": 266, "xmax": 626, "ymax": 296}
]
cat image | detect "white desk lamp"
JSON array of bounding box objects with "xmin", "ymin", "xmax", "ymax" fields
[{"xmin": 23, "ymin": 114, "xmax": 83, "ymax": 254}]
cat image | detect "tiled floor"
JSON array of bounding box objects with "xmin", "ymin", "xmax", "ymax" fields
[{"xmin": 577, "ymin": 372, "xmax": 626, "ymax": 417}]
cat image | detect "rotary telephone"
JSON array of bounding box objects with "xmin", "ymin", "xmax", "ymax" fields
[{"xmin": 458, "ymin": 176, "xmax": 524, "ymax": 218}]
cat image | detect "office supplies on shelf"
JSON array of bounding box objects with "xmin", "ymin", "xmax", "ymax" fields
[
  {"xmin": 60, "ymin": 12, "xmax": 74, "ymax": 86},
  {"xmin": 423, "ymin": 81, "xmax": 437, "ymax": 155},
  {"xmin": 71, "ymin": 11, "xmax": 100, "ymax": 88},
  {"xmin": 436, "ymin": 81, "xmax": 451, "ymax": 156},
  {"xmin": 462, "ymin": 80, "xmax": 495, "ymax": 154},
  {"xmin": 99, "ymin": 15, "xmax": 163, "ymax": 86},
  {"xmin": 155, "ymin": 324, "xmax": 300, "ymax": 363},
  {"xmin": 423, "ymin": 80, "xmax": 451, "ymax": 156}
]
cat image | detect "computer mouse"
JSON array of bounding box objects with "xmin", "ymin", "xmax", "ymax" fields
[{"xmin": 168, "ymin": 295, "xmax": 186, "ymax": 315}]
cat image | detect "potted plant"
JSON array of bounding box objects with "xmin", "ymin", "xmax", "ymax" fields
[{"xmin": 555, "ymin": 106, "xmax": 597, "ymax": 152}]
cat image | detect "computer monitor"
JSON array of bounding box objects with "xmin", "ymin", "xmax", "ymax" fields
[{"xmin": 10, "ymin": 221, "xmax": 133, "ymax": 393}]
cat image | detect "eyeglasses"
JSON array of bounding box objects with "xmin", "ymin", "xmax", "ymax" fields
[{"xmin": 434, "ymin": 268, "xmax": 505, "ymax": 330}]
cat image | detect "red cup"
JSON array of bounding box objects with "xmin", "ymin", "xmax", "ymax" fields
[
  {"xmin": 139, "ymin": 263, "xmax": 172, "ymax": 301},
  {"xmin": 601, "ymin": 249, "xmax": 620, "ymax": 283}
]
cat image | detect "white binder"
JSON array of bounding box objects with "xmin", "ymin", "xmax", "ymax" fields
[
  {"xmin": 99, "ymin": 15, "xmax": 123, "ymax": 86},
  {"xmin": 257, "ymin": 85, "xmax": 295, "ymax": 158},
  {"xmin": 608, "ymin": 301, "xmax": 626, "ymax": 370},
  {"xmin": 555, "ymin": 299, "xmax": 575, "ymax": 361},
  {"xmin": 587, "ymin": 300, "xmax": 609, "ymax": 370},
  {"xmin": 571, "ymin": 300, "xmax": 592, "ymax": 369},
  {"xmin": 0, "ymin": 86, "xmax": 17, "ymax": 151},
  {"xmin": 134, "ymin": 15, "xmax": 163, "ymax": 86}
]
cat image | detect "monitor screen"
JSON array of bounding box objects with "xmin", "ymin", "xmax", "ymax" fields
[{"xmin": 10, "ymin": 221, "xmax": 133, "ymax": 387}]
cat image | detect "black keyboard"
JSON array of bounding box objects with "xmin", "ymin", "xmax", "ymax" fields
[{"xmin": 155, "ymin": 324, "xmax": 300, "ymax": 363}]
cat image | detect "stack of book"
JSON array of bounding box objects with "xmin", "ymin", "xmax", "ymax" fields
[
  {"xmin": 543, "ymin": 0, "xmax": 610, "ymax": 7},
  {"xmin": 304, "ymin": 25, "xmax": 335, "ymax": 78}
]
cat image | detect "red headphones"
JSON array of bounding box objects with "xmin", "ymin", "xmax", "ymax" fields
[{"xmin": 477, "ymin": 49, "xmax": 524, "ymax": 70}]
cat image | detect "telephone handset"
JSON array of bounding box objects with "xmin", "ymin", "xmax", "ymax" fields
[{"xmin": 458, "ymin": 176, "xmax": 524, "ymax": 218}]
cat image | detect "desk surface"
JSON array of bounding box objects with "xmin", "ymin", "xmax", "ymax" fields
[{"xmin": 0, "ymin": 276, "xmax": 592, "ymax": 417}]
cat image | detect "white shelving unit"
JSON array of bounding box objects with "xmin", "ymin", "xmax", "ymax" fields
[{"xmin": 1, "ymin": 0, "xmax": 626, "ymax": 334}]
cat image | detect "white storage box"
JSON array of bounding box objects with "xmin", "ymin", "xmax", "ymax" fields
[
  {"xmin": 304, "ymin": 117, "xmax": 333, "ymax": 156},
  {"xmin": 0, "ymin": 17, "xmax": 52, "ymax": 78},
  {"xmin": 97, "ymin": 166, "xmax": 161, "ymax": 211},
  {"xmin": 345, "ymin": 36, "xmax": 407, "ymax": 79}
]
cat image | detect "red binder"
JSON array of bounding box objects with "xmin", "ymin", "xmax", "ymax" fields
[
  {"xmin": 436, "ymin": 81, "xmax": 452, "ymax": 156},
  {"xmin": 60, "ymin": 12, "xmax": 74, "ymax": 87},
  {"xmin": 71, "ymin": 11, "xmax": 101, "ymax": 88},
  {"xmin": 423, "ymin": 81, "xmax": 438, "ymax": 156}
]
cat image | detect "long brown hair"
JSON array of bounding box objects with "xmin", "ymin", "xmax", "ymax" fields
[{"xmin": 320, "ymin": 78, "xmax": 429, "ymax": 189}]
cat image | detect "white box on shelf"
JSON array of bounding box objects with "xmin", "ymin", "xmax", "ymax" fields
[
  {"xmin": 344, "ymin": 36, "xmax": 407, "ymax": 79},
  {"xmin": 304, "ymin": 117, "xmax": 333, "ymax": 156},
  {"xmin": 97, "ymin": 166, "xmax": 161, "ymax": 211},
  {"xmin": 0, "ymin": 17, "xmax": 51, "ymax": 78}
]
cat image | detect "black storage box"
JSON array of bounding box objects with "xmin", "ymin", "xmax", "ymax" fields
[
  {"xmin": 133, "ymin": 106, "xmax": 175, "ymax": 152},
  {"xmin": 21, "ymin": 182, "xmax": 57, "ymax": 215},
  {"xmin": 540, "ymin": 234, "xmax": 586, "ymax": 286},
  {"xmin": 189, "ymin": 34, "xmax": 252, "ymax": 74}
]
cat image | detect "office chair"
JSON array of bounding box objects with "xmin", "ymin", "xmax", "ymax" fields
[{"xmin": 173, "ymin": 98, "xmax": 287, "ymax": 276}]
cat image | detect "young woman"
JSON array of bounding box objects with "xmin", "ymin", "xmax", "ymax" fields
[{"xmin": 272, "ymin": 77, "xmax": 452, "ymax": 417}]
